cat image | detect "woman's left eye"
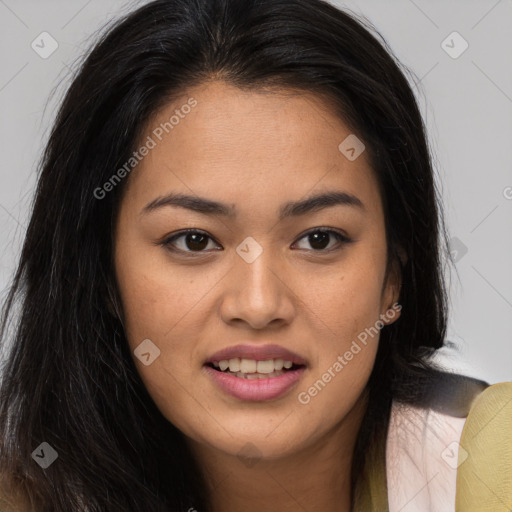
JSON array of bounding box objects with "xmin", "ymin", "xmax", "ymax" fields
[
  {"xmin": 160, "ymin": 228, "xmax": 351, "ymax": 254},
  {"xmin": 293, "ymin": 228, "xmax": 351, "ymax": 252}
]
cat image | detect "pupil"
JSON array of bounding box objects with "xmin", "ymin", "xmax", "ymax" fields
[
  {"xmin": 309, "ymin": 231, "xmax": 329, "ymax": 250},
  {"xmin": 186, "ymin": 233, "xmax": 208, "ymax": 251}
]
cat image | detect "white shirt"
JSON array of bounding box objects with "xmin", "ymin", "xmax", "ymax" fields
[{"xmin": 386, "ymin": 401, "xmax": 467, "ymax": 512}]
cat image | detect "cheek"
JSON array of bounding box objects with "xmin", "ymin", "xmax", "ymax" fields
[
  {"xmin": 295, "ymin": 286, "xmax": 380, "ymax": 434},
  {"xmin": 115, "ymin": 265, "xmax": 202, "ymax": 430},
  {"xmin": 114, "ymin": 247, "xmax": 219, "ymax": 430},
  {"xmin": 115, "ymin": 243, "xmax": 206, "ymax": 348},
  {"xmin": 293, "ymin": 246, "xmax": 385, "ymax": 411},
  {"xmin": 297, "ymin": 245, "xmax": 387, "ymax": 349}
]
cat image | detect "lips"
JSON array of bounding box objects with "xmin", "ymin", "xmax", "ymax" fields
[
  {"xmin": 205, "ymin": 344, "xmax": 307, "ymax": 366},
  {"xmin": 203, "ymin": 344, "xmax": 307, "ymax": 401},
  {"xmin": 203, "ymin": 364, "xmax": 306, "ymax": 401}
]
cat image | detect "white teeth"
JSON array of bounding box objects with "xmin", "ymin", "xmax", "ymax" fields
[
  {"xmin": 226, "ymin": 369, "xmax": 286, "ymax": 379},
  {"xmin": 228, "ymin": 358, "xmax": 240, "ymax": 372},
  {"xmin": 256, "ymin": 359, "xmax": 275, "ymax": 374},
  {"xmin": 274, "ymin": 359, "xmax": 284, "ymax": 371},
  {"xmin": 213, "ymin": 357, "xmax": 297, "ymax": 374},
  {"xmin": 239, "ymin": 358, "xmax": 257, "ymax": 373}
]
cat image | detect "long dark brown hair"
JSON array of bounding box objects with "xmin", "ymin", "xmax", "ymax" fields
[{"xmin": 0, "ymin": 0, "xmax": 457, "ymax": 510}]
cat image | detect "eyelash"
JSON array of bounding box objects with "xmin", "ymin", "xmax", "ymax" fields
[{"xmin": 159, "ymin": 227, "xmax": 352, "ymax": 256}]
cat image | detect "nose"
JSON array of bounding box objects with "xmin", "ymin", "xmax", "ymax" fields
[{"xmin": 219, "ymin": 246, "xmax": 295, "ymax": 330}]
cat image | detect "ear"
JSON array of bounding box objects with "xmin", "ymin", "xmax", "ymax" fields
[{"xmin": 380, "ymin": 248, "xmax": 406, "ymax": 326}]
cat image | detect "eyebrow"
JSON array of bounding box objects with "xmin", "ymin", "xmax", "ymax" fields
[{"xmin": 141, "ymin": 190, "xmax": 364, "ymax": 220}]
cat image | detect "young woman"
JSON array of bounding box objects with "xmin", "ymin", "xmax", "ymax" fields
[{"xmin": 0, "ymin": 0, "xmax": 510, "ymax": 511}]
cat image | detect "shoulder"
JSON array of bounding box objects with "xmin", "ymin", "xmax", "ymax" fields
[
  {"xmin": 456, "ymin": 382, "xmax": 512, "ymax": 511},
  {"xmin": 386, "ymin": 376, "xmax": 512, "ymax": 512}
]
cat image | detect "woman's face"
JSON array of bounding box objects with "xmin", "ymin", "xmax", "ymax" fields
[{"xmin": 114, "ymin": 81, "xmax": 400, "ymax": 462}]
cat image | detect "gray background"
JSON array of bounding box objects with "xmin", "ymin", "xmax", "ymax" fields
[{"xmin": 0, "ymin": 0, "xmax": 511, "ymax": 383}]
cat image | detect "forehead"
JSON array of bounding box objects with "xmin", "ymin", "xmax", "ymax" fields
[{"xmin": 121, "ymin": 80, "xmax": 381, "ymax": 218}]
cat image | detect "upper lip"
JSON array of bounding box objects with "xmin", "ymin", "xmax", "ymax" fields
[{"xmin": 205, "ymin": 344, "xmax": 307, "ymax": 366}]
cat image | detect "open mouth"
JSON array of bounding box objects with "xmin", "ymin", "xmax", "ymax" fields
[
  {"xmin": 205, "ymin": 358, "xmax": 306, "ymax": 379},
  {"xmin": 203, "ymin": 356, "xmax": 307, "ymax": 401}
]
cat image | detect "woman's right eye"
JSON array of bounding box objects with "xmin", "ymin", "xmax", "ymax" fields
[{"xmin": 160, "ymin": 229, "xmax": 222, "ymax": 254}]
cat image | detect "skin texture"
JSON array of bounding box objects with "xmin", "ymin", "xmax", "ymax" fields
[{"xmin": 114, "ymin": 80, "xmax": 401, "ymax": 512}]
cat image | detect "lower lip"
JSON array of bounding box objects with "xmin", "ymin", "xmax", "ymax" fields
[{"xmin": 203, "ymin": 364, "xmax": 306, "ymax": 401}]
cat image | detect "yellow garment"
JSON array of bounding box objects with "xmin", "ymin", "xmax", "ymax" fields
[
  {"xmin": 355, "ymin": 381, "xmax": 512, "ymax": 511},
  {"xmin": 456, "ymin": 382, "xmax": 512, "ymax": 511}
]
